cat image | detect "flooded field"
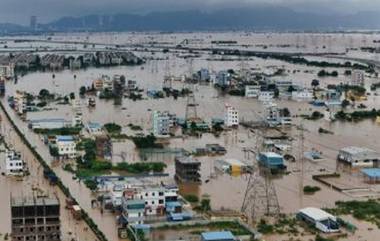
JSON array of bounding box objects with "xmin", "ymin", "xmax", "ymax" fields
[{"xmin": 1, "ymin": 31, "xmax": 380, "ymax": 241}]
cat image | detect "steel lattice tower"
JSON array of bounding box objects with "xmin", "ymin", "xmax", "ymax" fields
[
  {"xmin": 241, "ymin": 125, "xmax": 280, "ymax": 222},
  {"xmin": 185, "ymin": 92, "xmax": 198, "ymax": 121}
]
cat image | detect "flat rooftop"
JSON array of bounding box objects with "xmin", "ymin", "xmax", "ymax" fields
[
  {"xmin": 340, "ymin": 146, "xmax": 378, "ymax": 155},
  {"xmin": 11, "ymin": 196, "xmax": 59, "ymax": 207},
  {"xmin": 362, "ymin": 168, "xmax": 380, "ymax": 178},
  {"xmin": 175, "ymin": 156, "xmax": 200, "ymax": 164},
  {"xmin": 56, "ymin": 135, "xmax": 75, "ymax": 142},
  {"xmin": 299, "ymin": 207, "xmax": 334, "ymax": 221},
  {"xmin": 260, "ymin": 152, "xmax": 283, "ymax": 158},
  {"xmin": 201, "ymin": 231, "xmax": 235, "ymax": 241}
]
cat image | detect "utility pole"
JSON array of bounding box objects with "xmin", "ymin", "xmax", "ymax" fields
[{"xmin": 298, "ymin": 123, "xmax": 305, "ymax": 209}]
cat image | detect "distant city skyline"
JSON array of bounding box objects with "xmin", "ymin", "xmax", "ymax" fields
[{"xmin": 1, "ymin": 0, "xmax": 380, "ymax": 24}]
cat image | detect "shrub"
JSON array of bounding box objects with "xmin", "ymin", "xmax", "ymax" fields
[
  {"xmin": 184, "ymin": 194, "xmax": 199, "ymax": 203},
  {"xmin": 104, "ymin": 123, "xmax": 122, "ymax": 134},
  {"xmin": 303, "ymin": 186, "xmax": 321, "ymax": 194}
]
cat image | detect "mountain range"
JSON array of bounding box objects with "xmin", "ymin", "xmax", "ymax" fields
[{"xmin": 2, "ymin": 7, "xmax": 380, "ymax": 33}]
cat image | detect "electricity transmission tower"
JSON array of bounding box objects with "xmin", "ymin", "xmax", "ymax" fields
[
  {"xmin": 298, "ymin": 123, "xmax": 305, "ymax": 209},
  {"xmin": 163, "ymin": 58, "xmax": 173, "ymax": 90},
  {"xmin": 241, "ymin": 117, "xmax": 280, "ymax": 222},
  {"xmin": 185, "ymin": 91, "xmax": 198, "ymax": 121}
]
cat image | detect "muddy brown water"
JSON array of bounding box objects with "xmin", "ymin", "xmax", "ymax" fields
[{"xmin": 1, "ymin": 32, "xmax": 380, "ymax": 240}]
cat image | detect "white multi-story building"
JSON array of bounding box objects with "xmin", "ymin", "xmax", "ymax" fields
[
  {"xmin": 56, "ymin": 135, "xmax": 77, "ymax": 159},
  {"xmin": 215, "ymin": 71, "xmax": 231, "ymax": 87},
  {"xmin": 265, "ymin": 103, "xmax": 292, "ymax": 126},
  {"xmin": 110, "ymin": 184, "xmax": 125, "ymax": 208},
  {"xmin": 351, "ymin": 70, "xmax": 365, "ymax": 86},
  {"xmin": 245, "ymin": 85, "xmax": 260, "ymax": 98},
  {"xmin": 5, "ymin": 150, "xmax": 24, "ymax": 176},
  {"xmin": 292, "ymin": 89, "xmax": 313, "ymax": 102},
  {"xmin": 275, "ymin": 80, "xmax": 293, "ymax": 93},
  {"xmin": 120, "ymin": 185, "xmax": 180, "ymax": 224},
  {"xmin": 72, "ymin": 100, "xmax": 83, "ymax": 127},
  {"xmin": 198, "ymin": 68, "xmax": 210, "ymax": 82},
  {"xmin": 258, "ymin": 91, "xmax": 274, "ymax": 102},
  {"xmin": 0, "ymin": 64, "xmax": 15, "ymax": 79},
  {"xmin": 152, "ymin": 111, "xmax": 176, "ymax": 137},
  {"xmin": 338, "ymin": 146, "xmax": 380, "ymax": 167},
  {"xmin": 138, "ymin": 187, "xmax": 166, "ymax": 216},
  {"xmin": 224, "ymin": 104, "xmax": 239, "ymax": 127},
  {"xmin": 121, "ymin": 197, "xmax": 145, "ymax": 225}
]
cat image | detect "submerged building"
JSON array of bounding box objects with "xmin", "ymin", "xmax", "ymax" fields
[
  {"xmin": 338, "ymin": 146, "xmax": 380, "ymax": 167},
  {"xmin": 297, "ymin": 207, "xmax": 339, "ymax": 233},
  {"xmin": 152, "ymin": 111, "xmax": 176, "ymax": 137},
  {"xmin": 5, "ymin": 150, "xmax": 24, "ymax": 176},
  {"xmin": 56, "ymin": 135, "xmax": 77, "ymax": 159},
  {"xmin": 11, "ymin": 196, "xmax": 61, "ymax": 241},
  {"xmin": 224, "ymin": 104, "xmax": 239, "ymax": 127},
  {"xmin": 175, "ymin": 156, "xmax": 201, "ymax": 183}
]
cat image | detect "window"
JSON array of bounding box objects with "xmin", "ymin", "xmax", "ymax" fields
[{"xmin": 159, "ymin": 200, "xmax": 164, "ymax": 204}]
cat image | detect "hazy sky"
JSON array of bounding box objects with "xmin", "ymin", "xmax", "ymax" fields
[{"xmin": 2, "ymin": 0, "xmax": 380, "ymax": 24}]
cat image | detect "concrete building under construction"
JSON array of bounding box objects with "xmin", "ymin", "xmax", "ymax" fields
[
  {"xmin": 96, "ymin": 134, "xmax": 113, "ymax": 161},
  {"xmin": 174, "ymin": 156, "xmax": 201, "ymax": 183},
  {"xmin": 11, "ymin": 196, "xmax": 61, "ymax": 241}
]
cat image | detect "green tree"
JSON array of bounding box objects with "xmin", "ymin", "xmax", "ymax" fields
[
  {"xmin": 311, "ymin": 79, "xmax": 320, "ymax": 88},
  {"xmin": 79, "ymin": 86, "xmax": 87, "ymax": 96},
  {"xmin": 200, "ymin": 199, "xmax": 211, "ymax": 212},
  {"xmin": 341, "ymin": 99, "xmax": 350, "ymax": 109},
  {"xmin": 39, "ymin": 89, "xmax": 50, "ymax": 98}
]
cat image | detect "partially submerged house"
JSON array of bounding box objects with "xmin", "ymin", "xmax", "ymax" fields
[
  {"xmin": 338, "ymin": 146, "xmax": 380, "ymax": 167},
  {"xmin": 297, "ymin": 207, "xmax": 340, "ymax": 233}
]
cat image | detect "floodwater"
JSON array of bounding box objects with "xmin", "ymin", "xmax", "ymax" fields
[
  {"xmin": 1, "ymin": 32, "xmax": 380, "ymax": 241},
  {"xmin": 0, "ymin": 111, "xmax": 99, "ymax": 241}
]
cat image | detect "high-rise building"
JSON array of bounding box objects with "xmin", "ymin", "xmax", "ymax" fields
[
  {"xmin": 351, "ymin": 70, "xmax": 365, "ymax": 86},
  {"xmin": 224, "ymin": 104, "xmax": 239, "ymax": 127},
  {"xmin": 30, "ymin": 16, "xmax": 37, "ymax": 30},
  {"xmin": 11, "ymin": 196, "xmax": 61, "ymax": 241},
  {"xmin": 152, "ymin": 111, "xmax": 176, "ymax": 137}
]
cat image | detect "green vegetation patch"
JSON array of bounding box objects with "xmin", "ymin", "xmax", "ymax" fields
[
  {"xmin": 335, "ymin": 109, "xmax": 380, "ymax": 122},
  {"xmin": 132, "ymin": 134, "xmax": 163, "ymax": 149},
  {"xmin": 327, "ymin": 200, "xmax": 380, "ymax": 228},
  {"xmin": 34, "ymin": 127, "xmax": 82, "ymax": 135},
  {"xmin": 257, "ymin": 216, "xmax": 299, "ymax": 235},
  {"xmin": 303, "ymin": 185, "xmax": 321, "ymax": 194},
  {"xmin": 184, "ymin": 194, "xmax": 199, "ymax": 203}
]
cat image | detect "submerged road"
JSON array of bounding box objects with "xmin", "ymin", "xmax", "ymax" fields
[{"xmin": 0, "ymin": 100, "xmax": 120, "ymax": 241}]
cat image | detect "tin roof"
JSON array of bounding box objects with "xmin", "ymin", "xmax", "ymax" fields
[
  {"xmin": 56, "ymin": 135, "xmax": 74, "ymax": 142},
  {"xmin": 299, "ymin": 207, "xmax": 334, "ymax": 222},
  {"xmin": 362, "ymin": 168, "xmax": 380, "ymax": 178},
  {"xmin": 201, "ymin": 231, "xmax": 235, "ymax": 241}
]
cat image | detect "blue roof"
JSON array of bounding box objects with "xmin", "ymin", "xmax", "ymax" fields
[
  {"xmin": 133, "ymin": 224, "xmax": 151, "ymax": 230},
  {"xmin": 362, "ymin": 168, "xmax": 380, "ymax": 178},
  {"xmin": 166, "ymin": 201, "xmax": 182, "ymax": 208},
  {"xmin": 30, "ymin": 118, "xmax": 67, "ymax": 123},
  {"xmin": 201, "ymin": 231, "xmax": 235, "ymax": 241},
  {"xmin": 168, "ymin": 212, "xmax": 192, "ymax": 221},
  {"xmin": 57, "ymin": 135, "xmax": 75, "ymax": 142},
  {"xmin": 88, "ymin": 122, "xmax": 102, "ymax": 128}
]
